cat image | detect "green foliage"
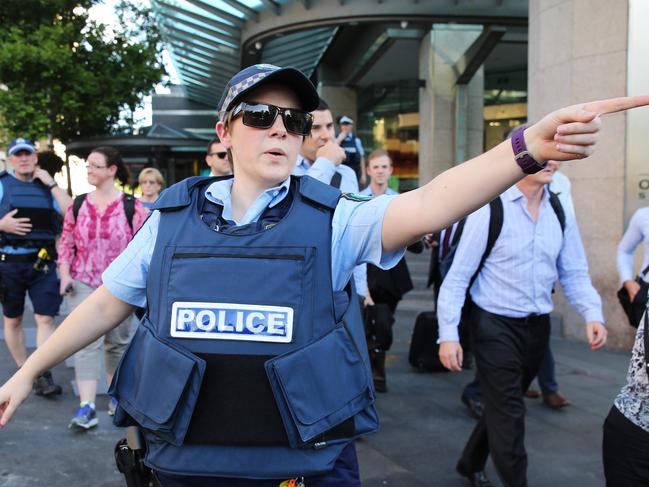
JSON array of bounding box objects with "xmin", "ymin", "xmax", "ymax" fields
[{"xmin": 0, "ymin": 0, "xmax": 165, "ymax": 144}]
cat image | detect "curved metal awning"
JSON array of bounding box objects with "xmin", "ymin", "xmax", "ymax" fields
[
  {"xmin": 152, "ymin": 0, "xmax": 527, "ymax": 107},
  {"xmin": 151, "ymin": 0, "xmax": 299, "ymax": 107}
]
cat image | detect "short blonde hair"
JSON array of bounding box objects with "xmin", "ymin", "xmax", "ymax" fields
[
  {"xmin": 367, "ymin": 149, "xmax": 391, "ymax": 165},
  {"xmin": 138, "ymin": 167, "xmax": 165, "ymax": 187}
]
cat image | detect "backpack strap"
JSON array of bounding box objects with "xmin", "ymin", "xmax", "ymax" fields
[
  {"xmin": 468, "ymin": 197, "xmax": 504, "ymax": 290},
  {"xmin": 548, "ymin": 191, "xmax": 566, "ymax": 234},
  {"xmin": 72, "ymin": 193, "xmax": 87, "ymax": 222},
  {"xmin": 451, "ymin": 218, "xmax": 467, "ymax": 246},
  {"xmin": 123, "ymin": 194, "xmax": 135, "ymax": 233},
  {"xmin": 73, "ymin": 192, "xmax": 135, "ymax": 233}
]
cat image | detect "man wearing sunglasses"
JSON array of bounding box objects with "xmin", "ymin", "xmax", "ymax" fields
[
  {"xmin": 205, "ymin": 138, "xmax": 232, "ymax": 177},
  {"xmin": 294, "ymin": 99, "xmax": 359, "ymax": 194},
  {"xmin": 0, "ymin": 138, "xmax": 71, "ymax": 399}
]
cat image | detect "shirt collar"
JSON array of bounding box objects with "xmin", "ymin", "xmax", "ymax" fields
[
  {"xmin": 506, "ymin": 184, "xmax": 550, "ymax": 203},
  {"xmin": 203, "ymin": 177, "xmax": 291, "ymax": 225}
]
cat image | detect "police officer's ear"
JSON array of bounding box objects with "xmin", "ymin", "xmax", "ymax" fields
[{"xmin": 215, "ymin": 121, "xmax": 232, "ymax": 150}]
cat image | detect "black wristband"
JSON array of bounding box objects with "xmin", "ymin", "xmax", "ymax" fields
[{"xmin": 47, "ymin": 182, "xmax": 57, "ymax": 190}]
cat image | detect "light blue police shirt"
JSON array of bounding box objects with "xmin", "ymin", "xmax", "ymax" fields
[
  {"xmin": 0, "ymin": 174, "xmax": 62, "ymax": 254},
  {"xmin": 293, "ymin": 154, "xmax": 336, "ymax": 182},
  {"xmin": 437, "ymin": 184, "xmax": 604, "ymax": 342},
  {"xmin": 355, "ymin": 186, "xmax": 400, "ymax": 296},
  {"xmin": 294, "ymin": 155, "xmax": 358, "ymax": 194},
  {"xmin": 102, "ymin": 177, "xmax": 404, "ymax": 308}
]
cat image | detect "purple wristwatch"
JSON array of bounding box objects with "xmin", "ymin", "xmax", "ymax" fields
[{"xmin": 511, "ymin": 128, "xmax": 547, "ymax": 174}]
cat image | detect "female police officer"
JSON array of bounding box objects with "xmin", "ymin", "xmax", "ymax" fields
[{"xmin": 0, "ymin": 63, "xmax": 646, "ymax": 486}]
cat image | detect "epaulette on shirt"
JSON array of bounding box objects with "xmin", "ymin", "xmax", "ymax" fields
[{"xmin": 340, "ymin": 192, "xmax": 372, "ymax": 202}]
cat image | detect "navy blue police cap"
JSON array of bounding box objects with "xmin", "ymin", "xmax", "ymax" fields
[
  {"xmin": 8, "ymin": 138, "xmax": 36, "ymax": 156},
  {"xmin": 217, "ymin": 64, "xmax": 319, "ymax": 121}
]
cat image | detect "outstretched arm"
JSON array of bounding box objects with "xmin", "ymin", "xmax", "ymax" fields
[
  {"xmin": 382, "ymin": 96, "xmax": 649, "ymax": 252},
  {"xmin": 0, "ymin": 286, "xmax": 134, "ymax": 426}
]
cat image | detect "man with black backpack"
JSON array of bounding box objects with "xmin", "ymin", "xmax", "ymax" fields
[
  {"xmin": 459, "ymin": 166, "xmax": 576, "ymax": 416},
  {"xmin": 437, "ymin": 157, "xmax": 607, "ymax": 487}
]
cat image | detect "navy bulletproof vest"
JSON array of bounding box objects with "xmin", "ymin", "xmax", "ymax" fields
[
  {"xmin": 0, "ymin": 171, "xmax": 58, "ymax": 247},
  {"xmin": 339, "ymin": 135, "xmax": 361, "ymax": 173},
  {"xmin": 109, "ymin": 175, "xmax": 378, "ymax": 479}
]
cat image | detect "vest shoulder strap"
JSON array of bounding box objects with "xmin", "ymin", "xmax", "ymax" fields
[
  {"xmin": 548, "ymin": 191, "xmax": 566, "ymax": 234},
  {"xmin": 298, "ymin": 175, "xmax": 341, "ymax": 210}
]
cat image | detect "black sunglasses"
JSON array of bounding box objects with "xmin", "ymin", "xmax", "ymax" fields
[
  {"xmin": 208, "ymin": 151, "xmax": 228, "ymax": 159},
  {"xmin": 230, "ymin": 102, "xmax": 313, "ymax": 136}
]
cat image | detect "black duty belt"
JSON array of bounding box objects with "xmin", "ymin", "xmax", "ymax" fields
[{"xmin": 0, "ymin": 252, "xmax": 38, "ymax": 263}]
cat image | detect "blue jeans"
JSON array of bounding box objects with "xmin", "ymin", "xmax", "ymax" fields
[{"xmin": 463, "ymin": 344, "xmax": 558, "ymax": 401}]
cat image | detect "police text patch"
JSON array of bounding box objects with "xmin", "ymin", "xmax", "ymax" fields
[{"xmin": 171, "ymin": 302, "xmax": 294, "ymax": 343}]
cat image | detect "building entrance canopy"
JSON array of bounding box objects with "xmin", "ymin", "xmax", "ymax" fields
[{"xmin": 151, "ymin": 0, "xmax": 528, "ymax": 107}]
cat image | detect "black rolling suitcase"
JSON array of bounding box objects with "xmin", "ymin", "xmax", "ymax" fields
[{"xmin": 408, "ymin": 311, "xmax": 447, "ymax": 372}]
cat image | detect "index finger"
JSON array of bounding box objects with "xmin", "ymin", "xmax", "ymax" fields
[
  {"xmin": 582, "ymin": 95, "xmax": 649, "ymax": 115},
  {"xmin": 0, "ymin": 399, "xmax": 16, "ymax": 428}
]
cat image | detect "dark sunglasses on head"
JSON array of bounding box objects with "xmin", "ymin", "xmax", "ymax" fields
[
  {"xmin": 230, "ymin": 102, "xmax": 313, "ymax": 136},
  {"xmin": 208, "ymin": 151, "xmax": 228, "ymax": 159}
]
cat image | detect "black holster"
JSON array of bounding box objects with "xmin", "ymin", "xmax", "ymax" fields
[{"xmin": 114, "ymin": 427, "xmax": 159, "ymax": 487}]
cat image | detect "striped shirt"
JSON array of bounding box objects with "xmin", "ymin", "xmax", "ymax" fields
[{"xmin": 438, "ymin": 184, "xmax": 604, "ymax": 342}]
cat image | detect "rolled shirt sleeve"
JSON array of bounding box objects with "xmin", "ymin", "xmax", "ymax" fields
[{"xmin": 331, "ymin": 194, "xmax": 405, "ymax": 292}]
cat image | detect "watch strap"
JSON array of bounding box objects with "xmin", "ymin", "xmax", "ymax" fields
[{"xmin": 511, "ymin": 128, "xmax": 546, "ymax": 174}]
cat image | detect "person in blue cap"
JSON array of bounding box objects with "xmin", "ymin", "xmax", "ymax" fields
[
  {"xmin": 0, "ymin": 63, "xmax": 646, "ymax": 486},
  {"xmin": 0, "ymin": 138, "xmax": 71, "ymax": 397}
]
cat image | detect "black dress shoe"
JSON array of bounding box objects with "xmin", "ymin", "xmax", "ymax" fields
[
  {"xmin": 461, "ymin": 394, "xmax": 484, "ymax": 419},
  {"xmin": 456, "ymin": 462, "xmax": 494, "ymax": 487}
]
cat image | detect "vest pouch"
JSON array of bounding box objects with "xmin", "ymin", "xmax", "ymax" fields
[
  {"xmin": 265, "ymin": 322, "xmax": 374, "ymax": 448},
  {"xmin": 109, "ymin": 320, "xmax": 206, "ymax": 446}
]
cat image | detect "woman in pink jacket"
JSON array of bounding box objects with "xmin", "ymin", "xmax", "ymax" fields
[{"xmin": 57, "ymin": 146, "xmax": 148, "ymax": 430}]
